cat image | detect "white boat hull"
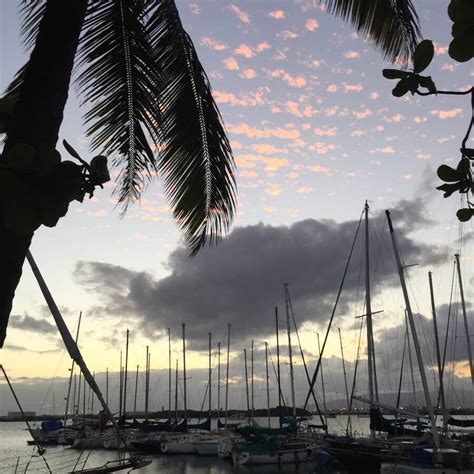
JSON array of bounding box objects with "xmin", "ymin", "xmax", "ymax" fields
[{"xmin": 160, "ymin": 434, "xmax": 196, "ymax": 454}]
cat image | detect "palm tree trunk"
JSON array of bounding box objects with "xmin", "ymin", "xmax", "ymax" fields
[{"xmin": 0, "ymin": 0, "xmax": 87, "ymax": 347}]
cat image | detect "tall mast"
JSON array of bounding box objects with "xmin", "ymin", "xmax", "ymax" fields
[
  {"xmin": 225, "ymin": 324, "xmax": 231, "ymax": 428},
  {"xmin": 275, "ymin": 307, "xmax": 282, "ymax": 428},
  {"xmin": 73, "ymin": 374, "xmax": 77, "ymax": 416},
  {"xmin": 364, "ymin": 202, "xmax": 377, "ymax": 441},
  {"xmin": 455, "ymin": 253, "xmax": 474, "ymax": 385},
  {"xmin": 133, "ymin": 365, "xmax": 139, "ymax": 415},
  {"xmin": 119, "ymin": 351, "xmax": 123, "ymax": 420},
  {"xmin": 217, "ymin": 342, "xmax": 221, "ymax": 420},
  {"xmin": 265, "ymin": 341, "xmax": 271, "ymax": 428},
  {"xmin": 429, "ymin": 272, "xmax": 448, "ymax": 429},
  {"xmin": 77, "ymin": 372, "xmax": 81, "ymax": 416},
  {"xmin": 105, "ymin": 368, "xmax": 108, "ymax": 407},
  {"xmin": 338, "ymin": 328, "xmax": 352, "ymax": 436},
  {"xmin": 285, "ymin": 284, "xmax": 297, "ymax": 421},
  {"xmin": 64, "ymin": 311, "xmax": 82, "ymax": 426},
  {"xmin": 251, "ymin": 339, "xmax": 255, "ymax": 422},
  {"xmin": 317, "ymin": 333, "xmax": 327, "ymax": 414},
  {"xmin": 208, "ymin": 332, "xmax": 212, "ymax": 421},
  {"xmin": 386, "ymin": 210, "xmax": 440, "ymax": 448},
  {"xmin": 144, "ymin": 346, "xmax": 149, "ymax": 420},
  {"xmin": 168, "ymin": 328, "xmax": 172, "ymax": 422},
  {"xmin": 244, "ymin": 349, "xmax": 250, "ymax": 426},
  {"xmin": 123, "ymin": 329, "xmax": 129, "ymax": 418},
  {"xmin": 405, "ymin": 311, "xmax": 418, "ymax": 415},
  {"xmin": 175, "ymin": 359, "xmax": 179, "ymax": 423},
  {"xmin": 182, "ymin": 323, "xmax": 187, "ymax": 422}
]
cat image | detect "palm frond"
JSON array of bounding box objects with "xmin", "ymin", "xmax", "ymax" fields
[
  {"xmin": 20, "ymin": 0, "xmax": 47, "ymax": 50},
  {"xmin": 145, "ymin": 0, "xmax": 236, "ymax": 254},
  {"xmin": 323, "ymin": 0, "xmax": 421, "ymax": 64},
  {"xmin": 75, "ymin": 0, "xmax": 162, "ymax": 206}
]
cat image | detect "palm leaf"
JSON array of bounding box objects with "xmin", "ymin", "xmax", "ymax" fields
[
  {"xmin": 75, "ymin": 0, "xmax": 162, "ymax": 206},
  {"xmin": 19, "ymin": 0, "xmax": 47, "ymax": 50},
  {"xmin": 323, "ymin": 0, "xmax": 421, "ymax": 64},
  {"xmin": 145, "ymin": 0, "xmax": 236, "ymax": 254}
]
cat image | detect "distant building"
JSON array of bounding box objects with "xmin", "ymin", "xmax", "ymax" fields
[{"xmin": 7, "ymin": 411, "xmax": 36, "ymax": 417}]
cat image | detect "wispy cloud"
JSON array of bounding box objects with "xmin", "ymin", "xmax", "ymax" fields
[
  {"xmin": 228, "ymin": 4, "xmax": 250, "ymax": 24},
  {"xmin": 268, "ymin": 9, "xmax": 286, "ymax": 20}
]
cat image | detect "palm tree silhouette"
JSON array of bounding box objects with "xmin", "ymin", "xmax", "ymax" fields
[{"xmin": 0, "ymin": 0, "xmax": 420, "ymax": 347}]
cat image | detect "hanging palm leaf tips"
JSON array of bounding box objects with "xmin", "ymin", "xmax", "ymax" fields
[{"xmin": 0, "ymin": 0, "xmax": 236, "ymax": 348}]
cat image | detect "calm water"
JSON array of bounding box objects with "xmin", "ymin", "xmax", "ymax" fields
[{"xmin": 0, "ymin": 417, "xmax": 368, "ymax": 473}]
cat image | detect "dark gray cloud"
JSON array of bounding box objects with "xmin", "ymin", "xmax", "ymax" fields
[
  {"xmin": 73, "ymin": 198, "xmax": 444, "ymax": 349},
  {"xmin": 9, "ymin": 314, "xmax": 56, "ymax": 334}
]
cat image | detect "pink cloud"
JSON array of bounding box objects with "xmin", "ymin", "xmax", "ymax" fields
[
  {"xmin": 326, "ymin": 84, "xmax": 338, "ymax": 93},
  {"xmin": 308, "ymin": 142, "xmax": 337, "ymax": 154},
  {"xmin": 297, "ymin": 186, "xmax": 314, "ymax": 193},
  {"xmin": 214, "ymin": 89, "xmax": 266, "ymax": 107},
  {"xmin": 266, "ymin": 184, "xmax": 284, "ymax": 196},
  {"xmin": 240, "ymin": 170, "xmax": 258, "ymax": 178},
  {"xmin": 414, "ymin": 116, "xmax": 427, "ymax": 123},
  {"xmin": 402, "ymin": 174, "xmax": 413, "ymax": 181},
  {"xmin": 344, "ymin": 50, "xmax": 360, "ymax": 59},
  {"xmin": 351, "ymin": 130, "xmax": 366, "ymax": 137},
  {"xmin": 268, "ymin": 9, "xmax": 286, "ymax": 19},
  {"xmin": 189, "ymin": 3, "xmax": 200, "ymax": 14},
  {"xmin": 235, "ymin": 44, "xmax": 254, "ymax": 58},
  {"xmin": 343, "ymin": 82, "xmax": 363, "ymax": 93},
  {"xmin": 201, "ymin": 36, "xmax": 228, "ymax": 51},
  {"xmin": 314, "ymin": 127, "xmax": 337, "ymax": 137},
  {"xmin": 417, "ymin": 152, "xmax": 431, "ymax": 160},
  {"xmin": 285, "ymin": 101, "xmax": 315, "ymax": 118},
  {"xmin": 251, "ymin": 144, "xmax": 288, "ymax": 155},
  {"xmin": 229, "ymin": 123, "xmax": 300, "ymax": 139},
  {"xmin": 278, "ymin": 30, "xmax": 299, "ymax": 40},
  {"xmin": 308, "ymin": 164, "xmax": 332, "ymax": 173},
  {"xmin": 375, "ymin": 146, "xmax": 395, "ymax": 153},
  {"xmin": 230, "ymin": 140, "xmax": 243, "ymax": 150},
  {"xmin": 305, "ymin": 19, "xmax": 319, "ymax": 31},
  {"xmin": 369, "ymin": 92, "xmax": 379, "ymax": 100},
  {"xmin": 437, "ymin": 135, "xmax": 455, "ymax": 143},
  {"xmin": 270, "ymin": 69, "xmax": 306, "ymax": 88},
  {"xmin": 434, "ymin": 43, "xmax": 448, "ymax": 55},
  {"xmin": 223, "ymin": 57, "xmax": 239, "ymax": 70},
  {"xmin": 228, "ymin": 4, "xmax": 250, "ymax": 24},
  {"xmin": 240, "ymin": 68, "xmax": 257, "ymax": 79},
  {"xmin": 255, "ymin": 41, "xmax": 272, "ymax": 52},
  {"xmin": 353, "ymin": 108, "xmax": 372, "ymax": 119},
  {"xmin": 431, "ymin": 108, "xmax": 463, "ymax": 119}
]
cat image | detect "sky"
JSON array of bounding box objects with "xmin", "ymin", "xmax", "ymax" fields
[{"xmin": 0, "ymin": 0, "xmax": 473, "ymax": 416}]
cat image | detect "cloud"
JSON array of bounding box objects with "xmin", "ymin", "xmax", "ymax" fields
[
  {"xmin": 431, "ymin": 108, "xmax": 463, "ymax": 120},
  {"xmin": 234, "ymin": 44, "xmax": 254, "ymax": 58},
  {"xmin": 308, "ymin": 165, "xmax": 332, "ymax": 173},
  {"xmin": 236, "ymin": 154, "xmax": 289, "ymax": 171},
  {"xmin": 251, "ymin": 144, "xmax": 288, "ymax": 155},
  {"xmin": 344, "ymin": 50, "xmax": 360, "ymax": 59},
  {"xmin": 213, "ymin": 89, "xmax": 266, "ymax": 107},
  {"xmin": 297, "ymin": 186, "xmax": 313, "ymax": 193},
  {"xmin": 228, "ymin": 123, "xmax": 300, "ymax": 139},
  {"xmin": 228, "ymin": 4, "xmax": 250, "ymax": 24},
  {"xmin": 308, "ymin": 142, "xmax": 337, "ymax": 154},
  {"xmin": 240, "ymin": 68, "xmax": 257, "ymax": 79},
  {"xmin": 314, "ymin": 127, "xmax": 337, "ymax": 137},
  {"xmin": 326, "ymin": 84, "xmax": 337, "ymax": 93},
  {"xmin": 305, "ymin": 19, "xmax": 319, "ymax": 31},
  {"xmin": 277, "ymin": 31, "xmax": 299, "ymax": 40},
  {"xmin": 270, "ymin": 69, "xmax": 306, "ymax": 88},
  {"xmin": 268, "ymin": 10, "xmax": 286, "ymax": 20},
  {"xmin": 74, "ymin": 198, "xmax": 444, "ymax": 348},
  {"xmin": 223, "ymin": 57, "xmax": 239, "ymax": 71},
  {"xmin": 10, "ymin": 314, "xmax": 56, "ymax": 334},
  {"xmin": 353, "ymin": 108, "xmax": 372, "ymax": 119},
  {"xmin": 201, "ymin": 36, "xmax": 228, "ymax": 51},
  {"xmin": 342, "ymin": 83, "xmax": 363, "ymax": 93},
  {"xmin": 375, "ymin": 146, "xmax": 395, "ymax": 153},
  {"xmin": 255, "ymin": 41, "xmax": 272, "ymax": 53}
]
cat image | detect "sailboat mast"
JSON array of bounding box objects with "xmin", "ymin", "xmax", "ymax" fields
[
  {"xmin": 119, "ymin": 352, "xmax": 123, "ymax": 420},
  {"xmin": 386, "ymin": 210, "xmax": 440, "ymax": 448},
  {"xmin": 208, "ymin": 332, "xmax": 212, "ymax": 421},
  {"xmin": 182, "ymin": 323, "xmax": 187, "ymax": 421},
  {"xmin": 429, "ymin": 272, "xmax": 448, "ymax": 429},
  {"xmin": 244, "ymin": 349, "xmax": 250, "ymax": 426},
  {"xmin": 175, "ymin": 359, "xmax": 179, "ymax": 422},
  {"xmin": 251, "ymin": 339, "xmax": 254, "ymax": 422},
  {"xmin": 265, "ymin": 341, "xmax": 271, "ymax": 428},
  {"xmin": 105, "ymin": 368, "xmax": 108, "ymax": 407},
  {"xmin": 144, "ymin": 346, "xmax": 149, "ymax": 420},
  {"xmin": 218, "ymin": 342, "xmax": 221, "ymax": 420},
  {"xmin": 364, "ymin": 201, "xmax": 378, "ymax": 440},
  {"xmin": 64, "ymin": 311, "xmax": 82, "ymax": 426},
  {"xmin": 455, "ymin": 253, "xmax": 474, "ymax": 385},
  {"xmin": 285, "ymin": 284, "xmax": 297, "ymax": 420},
  {"xmin": 338, "ymin": 328, "xmax": 352, "ymax": 436},
  {"xmin": 275, "ymin": 307, "xmax": 282, "ymax": 428},
  {"xmin": 225, "ymin": 324, "xmax": 231, "ymax": 428},
  {"xmin": 317, "ymin": 333, "xmax": 327, "ymax": 414},
  {"xmin": 168, "ymin": 328, "xmax": 172, "ymax": 422},
  {"xmin": 123, "ymin": 329, "xmax": 129, "ymax": 419},
  {"xmin": 133, "ymin": 365, "xmax": 139, "ymax": 415}
]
